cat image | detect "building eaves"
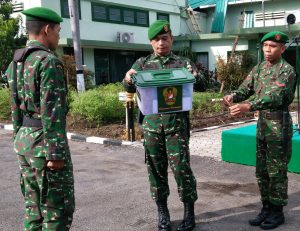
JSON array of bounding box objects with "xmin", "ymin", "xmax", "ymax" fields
[
  {"xmin": 59, "ymin": 38, "xmax": 152, "ymax": 51},
  {"xmin": 174, "ymin": 33, "xmax": 236, "ymax": 41},
  {"xmin": 174, "ymin": 23, "xmax": 300, "ymax": 42}
]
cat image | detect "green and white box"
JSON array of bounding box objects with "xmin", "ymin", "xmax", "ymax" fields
[{"xmin": 133, "ymin": 68, "xmax": 195, "ymax": 115}]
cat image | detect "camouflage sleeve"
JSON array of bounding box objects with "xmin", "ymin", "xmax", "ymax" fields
[
  {"xmin": 5, "ymin": 62, "xmax": 22, "ymax": 138},
  {"xmin": 231, "ymin": 66, "xmax": 257, "ymax": 103},
  {"xmin": 40, "ymin": 56, "xmax": 68, "ymax": 160},
  {"xmin": 249, "ymin": 67, "xmax": 296, "ymax": 111},
  {"xmin": 122, "ymin": 57, "xmax": 144, "ymax": 93}
]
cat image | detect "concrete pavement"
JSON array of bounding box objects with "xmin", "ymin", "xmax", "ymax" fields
[{"xmin": 1, "ymin": 122, "xmax": 300, "ymax": 231}]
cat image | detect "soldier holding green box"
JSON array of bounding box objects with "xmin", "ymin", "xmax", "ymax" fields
[{"xmin": 123, "ymin": 20, "xmax": 205, "ymax": 231}]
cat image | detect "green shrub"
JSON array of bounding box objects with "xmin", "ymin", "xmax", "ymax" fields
[
  {"xmin": 0, "ymin": 88, "xmax": 11, "ymax": 120},
  {"xmin": 69, "ymin": 83, "xmax": 126, "ymax": 124},
  {"xmin": 192, "ymin": 92, "xmax": 223, "ymax": 115}
]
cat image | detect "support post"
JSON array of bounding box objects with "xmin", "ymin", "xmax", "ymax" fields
[
  {"xmin": 68, "ymin": 0, "xmax": 85, "ymax": 92},
  {"xmin": 126, "ymin": 92, "xmax": 135, "ymax": 142}
]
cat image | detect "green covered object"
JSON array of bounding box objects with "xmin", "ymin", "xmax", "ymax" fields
[
  {"xmin": 221, "ymin": 124, "xmax": 300, "ymax": 173},
  {"xmin": 148, "ymin": 20, "xmax": 171, "ymax": 40},
  {"xmin": 22, "ymin": 7, "xmax": 63, "ymax": 23},
  {"xmin": 261, "ymin": 31, "xmax": 289, "ymax": 44},
  {"xmin": 133, "ymin": 68, "xmax": 195, "ymax": 88},
  {"xmin": 132, "ymin": 68, "xmax": 195, "ymax": 115}
]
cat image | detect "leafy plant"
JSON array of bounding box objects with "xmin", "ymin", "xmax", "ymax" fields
[
  {"xmin": 216, "ymin": 51, "xmax": 255, "ymax": 93},
  {"xmin": 0, "ymin": 0, "xmax": 26, "ymax": 72},
  {"xmin": 60, "ymin": 55, "xmax": 95, "ymax": 91},
  {"xmin": 69, "ymin": 83, "xmax": 126, "ymax": 124},
  {"xmin": 192, "ymin": 92, "xmax": 223, "ymax": 115},
  {"xmin": 0, "ymin": 88, "xmax": 10, "ymax": 120}
]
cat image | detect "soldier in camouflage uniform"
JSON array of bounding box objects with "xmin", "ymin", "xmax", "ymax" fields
[
  {"xmin": 123, "ymin": 20, "xmax": 204, "ymax": 231},
  {"xmin": 224, "ymin": 31, "xmax": 296, "ymax": 230},
  {"xmin": 5, "ymin": 7, "xmax": 75, "ymax": 231}
]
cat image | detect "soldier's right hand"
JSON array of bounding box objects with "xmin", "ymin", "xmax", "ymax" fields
[
  {"xmin": 47, "ymin": 160, "xmax": 64, "ymax": 171},
  {"xmin": 223, "ymin": 95, "xmax": 233, "ymax": 106},
  {"xmin": 124, "ymin": 69, "xmax": 137, "ymax": 84}
]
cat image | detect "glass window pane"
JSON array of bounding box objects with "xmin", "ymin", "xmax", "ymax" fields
[
  {"xmin": 63, "ymin": 0, "xmax": 69, "ymax": 17},
  {"xmin": 93, "ymin": 5, "xmax": 106, "ymax": 20},
  {"xmin": 136, "ymin": 11, "xmax": 148, "ymax": 25},
  {"xmin": 123, "ymin": 10, "xmax": 134, "ymax": 24},
  {"xmin": 109, "ymin": 8, "xmax": 121, "ymax": 22},
  {"xmin": 157, "ymin": 14, "xmax": 169, "ymax": 21}
]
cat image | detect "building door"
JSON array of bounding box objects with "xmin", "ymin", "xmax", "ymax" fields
[
  {"xmin": 94, "ymin": 49, "xmax": 109, "ymax": 84},
  {"xmin": 109, "ymin": 51, "xmax": 136, "ymax": 82}
]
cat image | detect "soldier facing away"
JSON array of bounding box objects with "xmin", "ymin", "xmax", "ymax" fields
[
  {"xmin": 223, "ymin": 31, "xmax": 296, "ymax": 230},
  {"xmin": 123, "ymin": 20, "xmax": 205, "ymax": 231},
  {"xmin": 5, "ymin": 7, "xmax": 75, "ymax": 230}
]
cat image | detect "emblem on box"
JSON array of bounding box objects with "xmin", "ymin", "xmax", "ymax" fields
[{"xmin": 163, "ymin": 87, "xmax": 177, "ymax": 105}]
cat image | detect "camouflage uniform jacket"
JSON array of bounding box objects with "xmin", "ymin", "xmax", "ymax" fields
[
  {"xmin": 123, "ymin": 52, "xmax": 199, "ymax": 134},
  {"xmin": 6, "ymin": 40, "xmax": 68, "ymax": 160},
  {"xmin": 232, "ymin": 58, "xmax": 296, "ymax": 111}
]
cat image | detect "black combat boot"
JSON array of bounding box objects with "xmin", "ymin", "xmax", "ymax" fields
[
  {"xmin": 156, "ymin": 200, "xmax": 171, "ymax": 231},
  {"xmin": 260, "ymin": 204, "xmax": 285, "ymax": 230},
  {"xmin": 249, "ymin": 201, "xmax": 270, "ymax": 226},
  {"xmin": 177, "ymin": 202, "xmax": 195, "ymax": 231}
]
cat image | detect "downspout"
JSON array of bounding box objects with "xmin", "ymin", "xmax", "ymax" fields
[{"xmin": 262, "ymin": 0, "xmax": 265, "ymax": 28}]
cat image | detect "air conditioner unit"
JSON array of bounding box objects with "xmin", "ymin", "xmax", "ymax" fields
[
  {"xmin": 285, "ymin": 11, "xmax": 300, "ymax": 25},
  {"xmin": 117, "ymin": 32, "xmax": 134, "ymax": 43}
]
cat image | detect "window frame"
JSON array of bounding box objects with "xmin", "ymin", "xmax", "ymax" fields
[
  {"xmin": 157, "ymin": 13, "xmax": 170, "ymax": 22},
  {"xmin": 91, "ymin": 2, "xmax": 149, "ymax": 27},
  {"xmin": 60, "ymin": 0, "xmax": 81, "ymax": 19}
]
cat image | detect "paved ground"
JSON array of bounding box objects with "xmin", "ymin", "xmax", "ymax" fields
[{"xmin": 1, "ymin": 123, "xmax": 300, "ymax": 231}]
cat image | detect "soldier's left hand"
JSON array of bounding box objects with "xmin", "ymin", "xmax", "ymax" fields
[
  {"xmin": 187, "ymin": 65, "xmax": 198, "ymax": 77},
  {"xmin": 47, "ymin": 160, "xmax": 64, "ymax": 171},
  {"xmin": 229, "ymin": 103, "xmax": 251, "ymax": 116}
]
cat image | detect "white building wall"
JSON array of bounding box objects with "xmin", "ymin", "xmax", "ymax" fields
[
  {"xmin": 20, "ymin": 0, "xmax": 187, "ymax": 44},
  {"xmin": 192, "ymin": 39, "xmax": 249, "ymax": 70},
  {"xmin": 194, "ymin": 0, "xmax": 300, "ymax": 34},
  {"xmin": 19, "ymin": 0, "xmax": 189, "ymax": 74}
]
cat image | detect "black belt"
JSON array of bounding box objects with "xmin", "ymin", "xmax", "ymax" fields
[
  {"xmin": 259, "ymin": 110, "xmax": 286, "ymax": 120},
  {"xmin": 22, "ymin": 116, "xmax": 42, "ymax": 128}
]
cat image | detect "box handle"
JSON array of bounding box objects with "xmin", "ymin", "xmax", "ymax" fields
[{"xmin": 152, "ymin": 71, "xmax": 172, "ymax": 79}]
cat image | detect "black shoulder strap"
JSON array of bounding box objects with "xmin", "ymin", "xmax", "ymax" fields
[{"xmin": 12, "ymin": 46, "xmax": 50, "ymax": 108}]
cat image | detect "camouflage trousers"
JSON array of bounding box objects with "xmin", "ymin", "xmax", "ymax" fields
[
  {"xmin": 256, "ymin": 137, "xmax": 292, "ymax": 206},
  {"xmin": 18, "ymin": 153, "xmax": 75, "ymax": 231},
  {"xmin": 143, "ymin": 129, "xmax": 198, "ymax": 202}
]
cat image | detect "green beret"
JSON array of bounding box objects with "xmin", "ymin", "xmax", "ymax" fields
[
  {"xmin": 148, "ymin": 20, "xmax": 171, "ymax": 40},
  {"xmin": 22, "ymin": 7, "xmax": 63, "ymax": 23},
  {"xmin": 261, "ymin": 31, "xmax": 289, "ymax": 44}
]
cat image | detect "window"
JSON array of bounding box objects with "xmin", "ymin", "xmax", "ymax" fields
[
  {"xmin": 60, "ymin": 0, "xmax": 81, "ymax": 19},
  {"xmin": 92, "ymin": 4, "xmax": 107, "ymax": 21},
  {"xmin": 242, "ymin": 11, "xmax": 254, "ymax": 28},
  {"xmin": 157, "ymin": 13, "xmax": 169, "ymax": 22},
  {"xmin": 136, "ymin": 11, "xmax": 148, "ymax": 26},
  {"xmin": 196, "ymin": 52, "xmax": 209, "ymax": 70},
  {"xmin": 109, "ymin": 7, "xmax": 121, "ymax": 22},
  {"xmin": 91, "ymin": 3, "xmax": 149, "ymax": 27},
  {"xmin": 123, "ymin": 9, "xmax": 135, "ymax": 24}
]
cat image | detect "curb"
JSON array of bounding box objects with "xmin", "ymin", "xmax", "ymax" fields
[
  {"xmin": 191, "ymin": 119, "xmax": 256, "ymax": 133},
  {"xmin": 0, "ymin": 119, "xmax": 257, "ymax": 147},
  {"xmin": 0, "ymin": 123, "xmax": 143, "ymax": 147}
]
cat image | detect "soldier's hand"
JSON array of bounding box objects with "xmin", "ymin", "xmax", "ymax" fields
[
  {"xmin": 229, "ymin": 103, "xmax": 251, "ymax": 116},
  {"xmin": 223, "ymin": 95, "xmax": 233, "ymax": 106},
  {"xmin": 187, "ymin": 64, "xmax": 198, "ymax": 77},
  {"xmin": 47, "ymin": 160, "xmax": 64, "ymax": 171},
  {"xmin": 124, "ymin": 69, "xmax": 137, "ymax": 84}
]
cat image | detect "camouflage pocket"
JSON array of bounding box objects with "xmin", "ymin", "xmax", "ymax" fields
[{"xmin": 45, "ymin": 164, "xmax": 75, "ymax": 215}]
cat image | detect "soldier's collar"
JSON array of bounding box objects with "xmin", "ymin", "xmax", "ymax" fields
[
  {"xmin": 263, "ymin": 58, "xmax": 283, "ymax": 68},
  {"xmin": 27, "ymin": 40, "xmax": 50, "ymax": 51}
]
